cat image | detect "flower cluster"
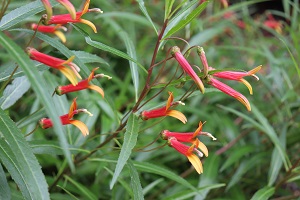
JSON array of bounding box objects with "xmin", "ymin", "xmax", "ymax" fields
[
  {"xmin": 28, "ymin": 0, "xmax": 109, "ymax": 136},
  {"xmin": 139, "ymin": 45, "xmax": 260, "ymax": 173}
]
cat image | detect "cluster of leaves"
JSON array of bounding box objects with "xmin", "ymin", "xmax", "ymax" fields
[{"xmin": 0, "ymin": 0, "xmax": 300, "ymax": 199}]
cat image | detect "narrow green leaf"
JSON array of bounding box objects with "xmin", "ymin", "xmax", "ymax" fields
[
  {"xmin": 219, "ymin": 104, "xmax": 290, "ymax": 170},
  {"xmin": 133, "ymin": 161, "xmax": 197, "ymax": 191},
  {"xmin": 137, "ymin": 0, "xmax": 158, "ymax": 35},
  {"xmin": 220, "ymin": 146, "xmax": 256, "ymax": 172},
  {"xmin": 0, "ymin": 76, "xmax": 31, "ymax": 110},
  {"xmin": 0, "ymin": 140, "xmax": 31, "ymax": 199},
  {"xmin": 250, "ymin": 186, "xmax": 275, "ymax": 200},
  {"xmin": 64, "ymin": 175, "xmax": 97, "ymax": 200},
  {"xmin": 0, "ymin": 109, "xmax": 50, "ymax": 199},
  {"xmin": 0, "ymin": 0, "xmax": 58, "ymax": 31},
  {"xmin": 0, "ymin": 163, "xmax": 11, "ymax": 200},
  {"xmin": 90, "ymin": 158, "xmax": 198, "ymax": 192},
  {"xmin": 268, "ymin": 125, "xmax": 287, "ymax": 186},
  {"xmin": 164, "ymin": 184, "xmax": 225, "ymax": 200},
  {"xmin": 164, "ymin": 0, "xmax": 175, "ymax": 20},
  {"xmin": 85, "ymin": 36, "xmax": 147, "ymax": 74},
  {"xmin": 162, "ymin": 1, "xmax": 208, "ymax": 39},
  {"xmin": 0, "ymin": 31, "xmax": 74, "ymax": 171},
  {"xmin": 71, "ymin": 50, "xmax": 109, "ymax": 67},
  {"xmin": 110, "ymin": 114, "xmax": 139, "ymax": 189},
  {"xmin": 128, "ymin": 160, "xmax": 144, "ymax": 200}
]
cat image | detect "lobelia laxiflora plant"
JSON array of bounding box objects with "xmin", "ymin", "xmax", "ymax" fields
[
  {"xmin": 43, "ymin": 0, "xmax": 103, "ymax": 33},
  {"xmin": 39, "ymin": 98, "xmax": 93, "ymax": 136},
  {"xmin": 55, "ymin": 67, "xmax": 112, "ymax": 97},
  {"xmin": 26, "ymin": 47, "xmax": 81, "ymax": 86}
]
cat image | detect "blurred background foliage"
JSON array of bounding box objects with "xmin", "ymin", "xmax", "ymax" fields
[{"xmin": 0, "ymin": 0, "xmax": 300, "ymax": 199}]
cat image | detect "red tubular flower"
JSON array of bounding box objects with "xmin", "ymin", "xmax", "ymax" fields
[
  {"xmin": 161, "ymin": 121, "xmax": 217, "ymax": 143},
  {"xmin": 263, "ymin": 13, "xmax": 282, "ymax": 34},
  {"xmin": 168, "ymin": 137, "xmax": 204, "ymax": 174},
  {"xmin": 212, "ymin": 65, "xmax": 262, "ymax": 95},
  {"xmin": 31, "ymin": 23, "xmax": 67, "ymax": 43},
  {"xmin": 26, "ymin": 47, "xmax": 81, "ymax": 86},
  {"xmin": 44, "ymin": 0, "xmax": 103, "ymax": 33},
  {"xmin": 55, "ymin": 67, "xmax": 111, "ymax": 97},
  {"xmin": 171, "ymin": 46, "xmax": 205, "ymax": 94},
  {"xmin": 141, "ymin": 92, "xmax": 187, "ymax": 124},
  {"xmin": 208, "ymin": 77, "xmax": 251, "ymax": 111},
  {"xmin": 39, "ymin": 98, "xmax": 92, "ymax": 136}
]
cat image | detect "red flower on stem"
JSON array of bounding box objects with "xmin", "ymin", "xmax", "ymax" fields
[
  {"xmin": 171, "ymin": 46, "xmax": 205, "ymax": 94},
  {"xmin": 44, "ymin": 0, "xmax": 103, "ymax": 33},
  {"xmin": 161, "ymin": 121, "xmax": 217, "ymax": 144},
  {"xmin": 141, "ymin": 92, "xmax": 187, "ymax": 124},
  {"xmin": 39, "ymin": 98, "xmax": 92, "ymax": 136},
  {"xmin": 26, "ymin": 47, "xmax": 81, "ymax": 86},
  {"xmin": 55, "ymin": 67, "xmax": 111, "ymax": 97},
  {"xmin": 31, "ymin": 23, "xmax": 67, "ymax": 43}
]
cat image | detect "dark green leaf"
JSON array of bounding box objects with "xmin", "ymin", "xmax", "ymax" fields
[
  {"xmin": 128, "ymin": 160, "xmax": 144, "ymax": 200},
  {"xmin": 0, "ymin": 163, "xmax": 11, "ymax": 200},
  {"xmin": 0, "ymin": 109, "xmax": 50, "ymax": 199},
  {"xmin": 250, "ymin": 186, "xmax": 275, "ymax": 200},
  {"xmin": 137, "ymin": 0, "xmax": 158, "ymax": 34}
]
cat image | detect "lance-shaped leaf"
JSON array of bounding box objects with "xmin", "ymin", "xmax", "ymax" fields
[{"xmin": 110, "ymin": 114, "xmax": 139, "ymax": 189}]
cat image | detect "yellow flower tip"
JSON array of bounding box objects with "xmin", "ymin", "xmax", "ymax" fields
[
  {"xmin": 59, "ymin": 66, "xmax": 78, "ymax": 86},
  {"xmin": 197, "ymin": 81, "xmax": 205, "ymax": 94},
  {"xmin": 166, "ymin": 92, "xmax": 174, "ymax": 110},
  {"xmin": 82, "ymin": 0, "xmax": 91, "ymax": 15},
  {"xmin": 236, "ymin": 96, "xmax": 251, "ymax": 111},
  {"xmin": 80, "ymin": 19, "xmax": 97, "ymax": 33},
  {"xmin": 248, "ymin": 65, "xmax": 262, "ymax": 80},
  {"xmin": 54, "ymin": 30, "xmax": 66, "ymax": 43},
  {"xmin": 70, "ymin": 120, "xmax": 89, "ymax": 136},
  {"xmin": 68, "ymin": 97, "xmax": 78, "ymax": 118},
  {"xmin": 166, "ymin": 110, "xmax": 187, "ymax": 124},
  {"xmin": 88, "ymin": 85, "xmax": 105, "ymax": 98},
  {"xmin": 187, "ymin": 154, "xmax": 203, "ymax": 174},
  {"xmin": 240, "ymin": 79, "xmax": 253, "ymax": 95},
  {"xmin": 195, "ymin": 139, "xmax": 209, "ymax": 157},
  {"xmin": 41, "ymin": 0, "xmax": 53, "ymax": 21}
]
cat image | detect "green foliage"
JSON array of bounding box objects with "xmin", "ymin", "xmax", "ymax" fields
[{"xmin": 0, "ymin": 0, "xmax": 299, "ymax": 199}]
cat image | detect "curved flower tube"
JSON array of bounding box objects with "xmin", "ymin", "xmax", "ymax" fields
[
  {"xmin": 141, "ymin": 92, "xmax": 187, "ymax": 124},
  {"xmin": 44, "ymin": 0, "xmax": 103, "ymax": 33},
  {"xmin": 39, "ymin": 98, "xmax": 92, "ymax": 136},
  {"xmin": 55, "ymin": 67, "xmax": 111, "ymax": 97},
  {"xmin": 26, "ymin": 47, "xmax": 81, "ymax": 86}
]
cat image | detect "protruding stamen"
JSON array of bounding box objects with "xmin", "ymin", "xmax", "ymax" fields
[{"xmin": 201, "ymin": 132, "xmax": 217, "ymax": 141}]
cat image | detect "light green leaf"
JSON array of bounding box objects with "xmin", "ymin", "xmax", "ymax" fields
[
  {"xmin": 137, "ymin": 0, "xmax": 158, "ymax": 35},
  {"xmin": 0, "ymin": 109, "xmax": 50, "ymax": 199},
  {"xmin": 0, "ymin": 0, "xmax": 58, "ymax": 31},
  {"xmin": 110, "ymin": 114, "xmax": 139, "ymax": 189},
  {"xmin": 128, "ymin": 160, "xmax": 144, "ymax": 200},
  {"xmin": 0, "ymin": 31, "xmax": 74, "ymax": 171},
  {"xmin": 0, "ymin": 76, "xmax": 31, "ymax": 110},
  {"xmin": 162, "ymin": 1, "xmax": 208, "ymax": 40},
  {"xmin": 64, "ymin": 175, "xmax": 97, "ymax": 200},
  {"xmin": 250, "ymin": 186, "xmax": 275, "ymax": 200},
  {"xmin": 0, "ymin": 163, "xmax": 11, "ymax": 200}
]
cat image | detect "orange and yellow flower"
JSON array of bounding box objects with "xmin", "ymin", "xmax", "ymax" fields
[
  {"xmin": 55, "ymin": 67, "xmax": 111, "ymax": 97},
  {"xmin": 141, "ymin": 92, "xmax": 187, "ymax": 124},
  {"xmin": 44, "ymin": 0, "xmax": 103, "ymax": 33},
  {"xmin": 26, "ymin": 47, "xmax": 81, "ymax": 86},
  {"xmin": 39, "ymin": 98, "xmax": 92, "ymax": 136}
]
